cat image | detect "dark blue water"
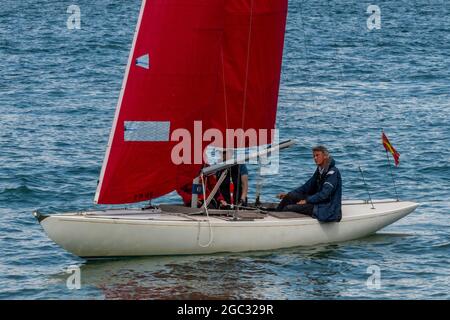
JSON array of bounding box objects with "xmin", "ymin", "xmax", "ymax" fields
[{"xmin": 0, "ymin": 0, "xmax": 449, "ymax": 299}]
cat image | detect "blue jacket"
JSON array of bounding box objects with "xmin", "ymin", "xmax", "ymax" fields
[{"xmin": 289, "ymin": 159, "xmax": 342, "ymax": 222}]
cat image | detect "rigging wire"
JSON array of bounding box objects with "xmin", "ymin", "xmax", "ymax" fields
[
  {"xmin": 367, "ymin": 6, "xmax": 401, "ymax": 201},
  {"xmin": 221, "ymin": 49, "xmax": 229, "ymax": 131},
  {"xmin": 240, "ymin": 0, "xmax": 254, "ymax": 129},
  {"xmin": 234, "ymin": 0, "xmax": 255, "ymax": 216},
  {"xmin": 298, "ymin": 0, "xmax": 317, "ymax": 108},
  {"xmin": 197, "ymin": 173, "xmax": 214, "ymax": 248},
  {"xmin": 327, "ymin": 0, "xmax": 375, "ymax": 208}
]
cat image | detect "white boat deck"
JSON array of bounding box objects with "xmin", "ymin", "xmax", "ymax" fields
[{"xmin": 55, "ymin": 200, "xmax": 416, "ymax": 224}]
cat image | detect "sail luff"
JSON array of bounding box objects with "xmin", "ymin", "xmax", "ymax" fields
[{"xmin": 94, "ymin": 0, "xmax": 147, "ymax": 204}]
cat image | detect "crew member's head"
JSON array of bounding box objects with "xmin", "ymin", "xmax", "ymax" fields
[{"xmin": 312, "ymin": 145, "xmax": 330, "ymax": 167}]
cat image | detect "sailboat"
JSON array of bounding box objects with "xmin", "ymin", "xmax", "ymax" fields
[{"xmin": 34, "ymin": 0, "xmax": 418, "ymax": 258}]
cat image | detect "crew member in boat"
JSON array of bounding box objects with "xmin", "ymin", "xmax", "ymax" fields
[
  {"xmin": 177, "ymin": 173, "xmax": 227, "ymax": 209},
  {"xmin": 276, "ymin": 145, "xmax": 342, "ymax": 222},
  {"xmin": 216, "ymin": 150, "xmax": 249, "ymax": 207}
]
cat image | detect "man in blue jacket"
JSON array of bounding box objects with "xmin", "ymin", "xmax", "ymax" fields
[{"xmin": 276, "ymin": 146, "xmax": 342, "ymax": 222}]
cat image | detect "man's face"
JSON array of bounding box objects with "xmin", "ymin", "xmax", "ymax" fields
[{"xmin": 313, "ymin": 151, "xmax": 327, "ymax": 167}]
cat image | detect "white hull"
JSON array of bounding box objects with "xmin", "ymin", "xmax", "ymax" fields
[{"xmin": 35, "ymin": 200, "xmax": 418, "ymax": 258}]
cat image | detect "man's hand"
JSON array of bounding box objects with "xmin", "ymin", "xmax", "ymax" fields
[
  {"xmin": 220, "ymin": 200, "xmax": 227, "ymax": 207},
  {"xmin": 297, "ymin": 199, "xmax": 307, "ymax": 205},
  {"xmin": 277, "ymin": 193, "xmax": 287, "ymax": 199}
]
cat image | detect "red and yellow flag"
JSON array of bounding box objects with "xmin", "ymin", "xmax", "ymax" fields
[{"xmin": 382, "ymin": 132, "xmax": 400, "ymax": 166}]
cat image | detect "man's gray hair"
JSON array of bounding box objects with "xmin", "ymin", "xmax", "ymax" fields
[{"xmin": 312, "ymin": 145, "xmax": 330, "ymax": 157}]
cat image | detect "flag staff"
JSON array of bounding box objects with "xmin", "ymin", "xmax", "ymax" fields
[
  {"xmin": 384, "ymin": 146, "xmax": 400, "ymax": 201},
  {"xmin": 382, "ymin": 130, "xmax": 400, "ymax": 201}
]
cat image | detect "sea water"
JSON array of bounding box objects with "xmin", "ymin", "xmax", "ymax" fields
[{"xmin": 0, "ymin": 0, "xmax": 449, "ymax": 299}]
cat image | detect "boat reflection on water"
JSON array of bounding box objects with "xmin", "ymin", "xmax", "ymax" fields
[
  {"xmin": 64, "ymin": 232, "xmax": 412, "ymax": 299},
  {"xmin": 78, "ymin": 253, "xmax": 272, "ymax": 299}
]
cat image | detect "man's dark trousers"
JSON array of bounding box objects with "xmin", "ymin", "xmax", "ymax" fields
[{"xmin": 276, "ymin": 193, "xmax": 314, "ymax": 216}]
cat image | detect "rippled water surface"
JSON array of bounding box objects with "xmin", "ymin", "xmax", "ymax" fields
[{"xmin": 0, "ymin": 0, "xmax": 449, "ymax": 299}]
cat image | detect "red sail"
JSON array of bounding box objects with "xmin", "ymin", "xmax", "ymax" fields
[
  {"xmin": 95, "ymin": 0, "xmax": 225, "ymax": 204},
  {"xmin": 211, "ymin": 0, "xmax": 288, "ymax": 147},
  {"xmin": 95, "ymin": 0, "xmax": 288, "ymax": 204}
]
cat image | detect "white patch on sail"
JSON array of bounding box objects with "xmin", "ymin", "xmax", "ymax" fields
[
  {"xmin": 124, "ymin": 121, "xmax": 170, "ymax": 141},
  {"xmin": 135, "ymin": 54, "xmax": 149, "ymax": 69}
]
